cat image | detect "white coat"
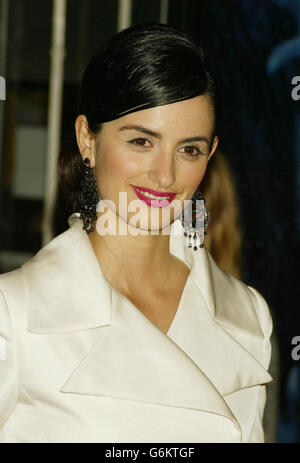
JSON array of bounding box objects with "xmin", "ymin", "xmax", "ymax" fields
[{"xmin": 0, "ymin": 213, "xmax": 273, "ymax": 443}]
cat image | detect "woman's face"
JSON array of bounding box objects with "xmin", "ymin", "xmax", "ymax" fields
[{"xmin": 77, "ymin": 94, "xmax": 218, "ymax": 234}]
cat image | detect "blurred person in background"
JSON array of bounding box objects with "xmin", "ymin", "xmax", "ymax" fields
[{"xmin": 201, "ymin": 150, "xmax": 242, "ymax": 280}]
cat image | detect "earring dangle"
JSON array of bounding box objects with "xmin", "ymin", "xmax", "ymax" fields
[
  {"xmin": 181, "ymin": 188, "xmax": 210, "ymax": 251},
  {"xmin": 78, "ymin": 157, "xmax": 99, "ymax": 234}
]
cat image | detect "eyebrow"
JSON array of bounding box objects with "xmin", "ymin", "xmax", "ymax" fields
[{"xmin": 118, "ymin": 124, "xmax": 210, "ymax": 146}]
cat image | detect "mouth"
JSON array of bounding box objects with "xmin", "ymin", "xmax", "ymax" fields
[{"xmin": 130, "ymin": 185, "xmax": 177, "ymax": 208}]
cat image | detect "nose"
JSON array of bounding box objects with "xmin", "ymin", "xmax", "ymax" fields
[{"xmin": 147, "ymin": 149, "xmax": 176, "ymax": 190}]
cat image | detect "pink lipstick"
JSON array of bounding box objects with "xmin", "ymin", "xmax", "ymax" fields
[{"xmin": 130, "ymin": 185, "xmax": 176, "ymax": 208}]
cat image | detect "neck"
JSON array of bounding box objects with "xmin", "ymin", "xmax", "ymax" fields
[{"xmin": 88, "ymin": 214, "xmax": 176, "ymax": 295}]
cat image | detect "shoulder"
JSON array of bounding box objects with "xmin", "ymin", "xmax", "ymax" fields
[
  {"xmin": 204, "ymin": 250, "xmax": 273, "ymax": 341},
  {"xmin": 0, "ymin": 268, "xmax": 29, "ymax": 337},
  {"xmin": 0, "ymin": 228, "xmax": 63, "ymax": 294},
  {"xmin": 245, "ymin": 284, "xmax": 273, "ymax": 341},
  {"xmin": 0, "ymin": 228, "xmax": 68, "ymax": 321},
  {"xmin": 0, "ymin": 268, "xmax": 27, "ymax": 307},
  {"xmin": 209, "ymin": 258, "xmax": 273, "ymax": 373}
]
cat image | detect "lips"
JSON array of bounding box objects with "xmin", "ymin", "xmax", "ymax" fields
[{"xmin": 130, "ymin": 185, "xmax": 176, "ymax": 208}]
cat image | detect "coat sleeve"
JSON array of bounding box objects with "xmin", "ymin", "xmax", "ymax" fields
[
  {"xmin": 0, "ymin": 287, "xmax": 18, "ymax": 442},
  {"xmin": 247, "ymin": 285, "xmax": 273, "ymax": 443}
]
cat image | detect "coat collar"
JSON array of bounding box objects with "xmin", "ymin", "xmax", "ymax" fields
[
  {"xmin": 21, "ymin": 213, "xmax": 272, "ymax": 435},
  {"xmin": 22, "ymin": 212, "xmax": 265, "ymax": 338}
]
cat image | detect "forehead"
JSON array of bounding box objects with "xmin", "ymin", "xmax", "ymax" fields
[{"xmin": 102, "ymin": 94, "xmax": 215, "ymax": 138}]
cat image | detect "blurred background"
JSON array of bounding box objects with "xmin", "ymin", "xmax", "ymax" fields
[{"xmin": 0, "ymin": 0, "xmax": 299, "ymax": 443}]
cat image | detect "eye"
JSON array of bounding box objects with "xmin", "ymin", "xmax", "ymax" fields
[
  {"xmin": 179, "ymin": 145, "xmax": 203, "ymax": 157},
  {"xmin": 128, "ymin": 137, "xmax": 151, "ymax": 147}
]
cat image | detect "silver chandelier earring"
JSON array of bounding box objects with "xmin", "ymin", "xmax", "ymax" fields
[{"xmin": 181, "ymin": 188, "xmax": 210, "ymax": 251}]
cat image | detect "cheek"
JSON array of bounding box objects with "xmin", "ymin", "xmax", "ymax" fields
[
  {"xmin": 96, "ymin": 145, "xmax": 143, "ymax": 187},
  {"xmin": 181, "ymin": 160, "xmax": 208, "ymax": 191}
]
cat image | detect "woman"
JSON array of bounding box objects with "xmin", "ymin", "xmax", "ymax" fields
[{"xmin": 0, "ymin": 23, "xmax": 273, "ymax": 443}]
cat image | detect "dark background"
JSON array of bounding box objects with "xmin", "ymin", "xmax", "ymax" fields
[{"xmin": 0, "ymin": 0, "xmax": 299, "ymax": 442}]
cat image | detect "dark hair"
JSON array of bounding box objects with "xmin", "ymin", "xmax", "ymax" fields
[{"xmin": 58, "ymin": 23, "xmax": 216, "ymax": 214}]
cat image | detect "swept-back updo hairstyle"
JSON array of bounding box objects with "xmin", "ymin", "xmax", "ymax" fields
[{"xmin": 58, "ymin": 23, "xmax": 216, "ymax": 214}]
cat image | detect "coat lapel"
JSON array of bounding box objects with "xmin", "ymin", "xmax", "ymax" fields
[
  {"xmin": 21, "ymin": 213, "xmax": 272, "ymax": 434},
  {"xmin": 60, "ymin": 285, "xmax": 238, "ymax": 425},
  {"xmin": 168, "ymin": 220, "xmax": 273, "ymax": 396}
]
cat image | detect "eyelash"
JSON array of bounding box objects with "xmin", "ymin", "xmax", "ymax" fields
[
  {"xmin": 127, "ymin": 137, "xmax": 203, "ymax": 157},
  {"xmin": 128, "ymin": 137, "xmax": 150, "ymax": 147}
]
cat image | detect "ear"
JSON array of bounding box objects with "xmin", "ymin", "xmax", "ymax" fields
[
  {"xmin": 74, "ymin": 115, "xmax": 97, "ymax": 167},
  {"xmin": 207, "ymin": 135, "xmax": 218, "ymax": 162}
]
